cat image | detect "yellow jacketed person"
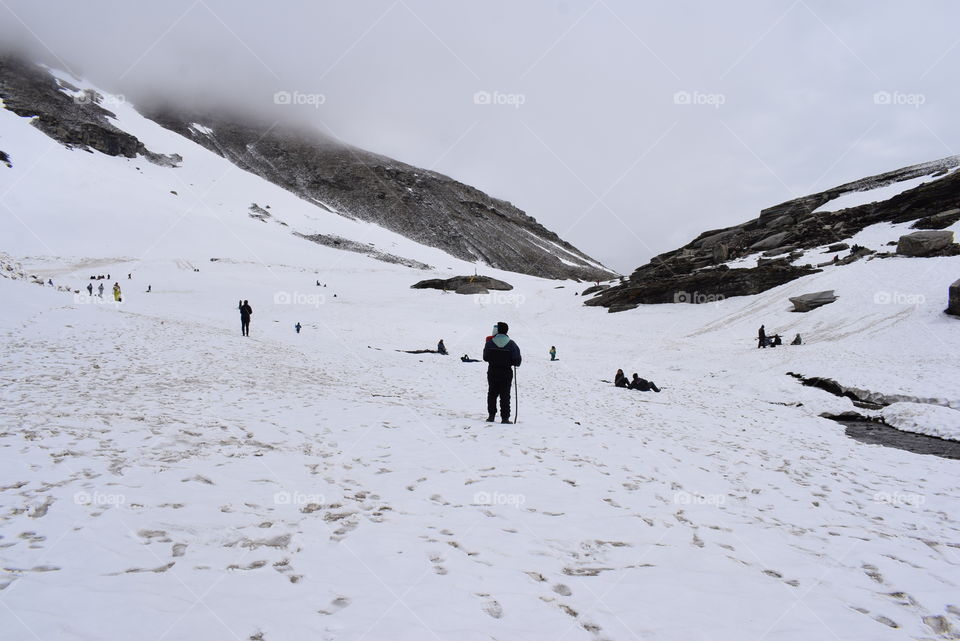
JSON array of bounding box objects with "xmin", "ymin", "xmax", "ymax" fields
[{"xmin": 113, "ymin": 282, "xmax": 121, "ymax": 302}]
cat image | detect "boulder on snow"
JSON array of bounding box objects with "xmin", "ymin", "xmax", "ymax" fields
[
  {"xmin": 947, "ymin": 279, "xmax": 960, "ymax": 317},
  {"xmin": 789, "ymin": 290, "xmax": 837, "ymax": 312},
  {"xmin": 581, "ymin": 284, "xmax": 609, "ymax": 296},
  {"xmin": 411, "ymin": 275, "xmax": 513, "ymax": 295},
  {"xmin": 896, "ymin": 230, "xmax": 955, "ymax": 257}
]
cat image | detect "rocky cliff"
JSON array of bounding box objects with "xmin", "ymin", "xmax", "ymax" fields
[
  {"xmin": 588, "ymin": 156, "xmax": 960, "ymax": 311},
  {"xmin": 143, "ymin": 110, "xmax": 614, "ymax": 281},
  {"xmin": 0, "ymin": 55, "xmax": 614, "ymax": 281}
]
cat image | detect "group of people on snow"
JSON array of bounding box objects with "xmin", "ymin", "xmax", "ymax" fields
[
  {"xmin": 614, "ymin": 369, "xmax": 661, "ymax": 392},
  {"xmin": 758, "ymin": 325, "xmax": 802, "ymax": 348}
]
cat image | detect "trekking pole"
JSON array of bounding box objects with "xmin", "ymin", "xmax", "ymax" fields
[{"xmin": 514, "ymin": 366, "xmax": 519, "ymax": 424}]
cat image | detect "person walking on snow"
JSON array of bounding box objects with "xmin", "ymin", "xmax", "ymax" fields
[
  {"xmin": 549, "ymin": 346, "xmax": 557, "ymax": 361},
  {"xmin": 239, "ymin": 300, "xmax": 252, "ymax": 336},
  {"xmin": 295, "ymin": 322, "xmax": 302, "ymax": 334},
  {"xmin": 98, "ymin": 283, "xmax": 104, "ymax": 298},
  {"xmin": 483, "ymin": 321, "xmax": 521, "ymax": 424},
  {"xmin": 757, "ymin": 324, "xmax": 766, "ymax": 349},
  {"xmin": 86, "ymin": 283, "xmax": 93, "ymax": 296},
  {"xmin": 112, "ymin": 283, "xmax": 121, "ymax": 302}
]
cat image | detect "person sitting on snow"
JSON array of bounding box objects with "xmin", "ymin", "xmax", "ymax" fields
[
  {"xmin": 461, "ymin": 354, "xmax": 479, "ymax": 363},
  {"xmin": 629, "ymin": 373, "xmax": 661, "ymax": 393},
  {"xmin": 437, "ymin": 339, "xmax": 448, "ymax": 355},
  {"xmin": 614, "ymin": 369, "xmax": 629, "ymax": 388},
  {"xmin": 791, "ymin": 333, "xmax": 802, "ymax": 345}
]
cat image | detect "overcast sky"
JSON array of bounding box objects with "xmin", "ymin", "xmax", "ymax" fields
[{"xmin": 2, "ymin": 0, "xmax": 958, "ymax": 272}]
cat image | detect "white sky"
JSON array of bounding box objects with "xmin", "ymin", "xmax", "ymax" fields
[{"xmin": 2, "ymin": 0, "xmax": 958, "ymax": 272}]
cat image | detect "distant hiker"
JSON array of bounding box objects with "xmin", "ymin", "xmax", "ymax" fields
[
  {"xmin": 549, "ymin": 346, "xmax": 557, "ymax": 361},
  {"xmin": 483, "ymin": 321, "xmax": 521, "ymax": 424},
  {"xmin": 629, "ymin": 373, "xmax": 661, "ymax": 393},
  {"xmin": 295, "ymin": 322, "xmax": 302, "ymax": 334},
  {"xmin": 112, "ymin": 283, "xmax": 121, "ymax": 302},
  {"xmin": 461, "ymin": 354, "xmax": 479, "ymax": 363},
  {"xmin": 86, "ymin": 283, "xmax": 93, "ymax": 296},
  {"xmin": 438, "ymin": 339, "xmax": 448, "ymax": 355},
  {"xmin": 791, "ymin": 333, "xmax": 802, "ymax": 345},
  {"xmin": 316, "ymin": 280, "xmax": 320, "ymax": 286},
  {"xmin": 128, "ymin": 273, "xmax": 131, "ymax": 279},
  {"xmin": 107, "ymin": 274, "xmax": 110, "ymax": 280},
  {"xmin": 614, "ymin": 369, "xmax": 628, "ymax": 388},
  {"xmin": 146, "ymin": 285, "xmax": 151, "ymax": 293},
  {"xmin": 97, "ymin": 283, "xmax": 104, "ymax": 297},
  {"xmin": 758, "ymin": 324, "xmax": 766, "ymax": 349},
  {"xmin": 239, "ymin": 299, "xmax": 252, "ymax": 336},
  {"xmin": 47, "ymin": 278, "xmax": 53, "ymax": 286}
]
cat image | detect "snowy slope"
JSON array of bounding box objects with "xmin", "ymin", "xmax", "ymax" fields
[
  {"xmin": 1, "ymin": 224, "xmax": 959, "ymax": 641},
  {"xmin": 3, "ymin": 63, "xmax": 960, "ymax": 641}
]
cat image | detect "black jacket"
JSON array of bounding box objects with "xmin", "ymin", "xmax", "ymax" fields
[
  {"xmin": 239, "ymin": 303, "xmax": 252, "ymax": 318},
  {"xmin": 483, "ymin": 335, "xmax": 521, "ymax": 374}
]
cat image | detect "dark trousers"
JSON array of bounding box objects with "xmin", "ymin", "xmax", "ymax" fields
[
  {"xmin": 241, "ymin": 317, "xmax": 250, "ymax": 336},
  {"xmin": 487, "ymin": 370, "xmax": 513, "ymax": 419}
]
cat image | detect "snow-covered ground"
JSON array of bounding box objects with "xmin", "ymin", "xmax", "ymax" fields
[{"xmin": 3, "ymin": 75, "xmax": 960, "ymax": 641}]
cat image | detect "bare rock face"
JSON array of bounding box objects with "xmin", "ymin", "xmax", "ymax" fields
[
  {"xmin": 0, "ymin": 56, "xmax": 179, "ymax": 165},
  {"xmin": 412, "ymin": 275, "xmax": 513, "ymax": 295},
  {"xmin": 143, "ymin": 111, "xmax": 616, "ymax": 281},
  {"xmin": 946, "ymin": 279, "xmax": 960, "ymax": 317},
  {"xmin": 585, "ymin": 264, "xmax": 817, "ymax": 311},
  {"xmin": 789, "ymin": 290, "xmax": 837, "ymax": 312},
  {"xmin": 588, "ymin": 154, "xmax": 960, "ymax": 311},
  {"xmin": 897, "ymin": 230, "xmax": 956, "ymax": 257},
  {"xmin": 911, "ymin": 208, "xmax": 960, "ymax": 230}
]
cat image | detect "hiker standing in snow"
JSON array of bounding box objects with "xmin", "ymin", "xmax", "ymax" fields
[
  {"xmin": 483, "ymin": 321, "xmax": 521, "ymax": 424},
  {"xmin": 86, "ymin": 283, "xmax": 93, "ymax": 296},
  {"xmin": 112, "ymin": 283, "xmax": 121, "ymax": 302},
  {"xmin": 239, "ymin": 300, "xmax": 252, "ymax": 337},
  {"xmin": 98, "ymin": 283, "xmax": 104, "ymax": 298},
  {"xmin": 295, "ymin": 322, "xmax": 302, "ymax": 334},
  {"xmin": 549, "ymin": 346, "xmax": 557, "ymax": 361},
  {"xmin": 757, "ymin": 324, "xmax": 766, "ymax": 349}
]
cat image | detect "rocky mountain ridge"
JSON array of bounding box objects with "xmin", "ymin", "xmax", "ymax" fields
[
  {"xmin": 587, "ymin": 156, "xmax": 960, "ymax": 311},
  {"xmin": 0, "ymin": 54, "xmax": 613, "ymax": 281}
]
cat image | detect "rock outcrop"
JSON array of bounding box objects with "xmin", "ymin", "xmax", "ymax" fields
[
  {"xmin": 896, "ymin": 231, "xmax": 957, "ymax": 257},
  {"xmin": 947, "ymin": 279, "xmax": 960, "ymax": 317},
  {"xmin": 588, "ymin": 154, "xmax": 960, "ymax": 311},
  {"xmin": 0, "ymin": 55, "xmax": 180, "ymax": 165},
  {"xmin": 412, "ymin": 275, "xmax": 512, "ymax": 295},
  {"xmin": 789, "ymin": 290, "xmax": 837, "ymax": 312}
]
